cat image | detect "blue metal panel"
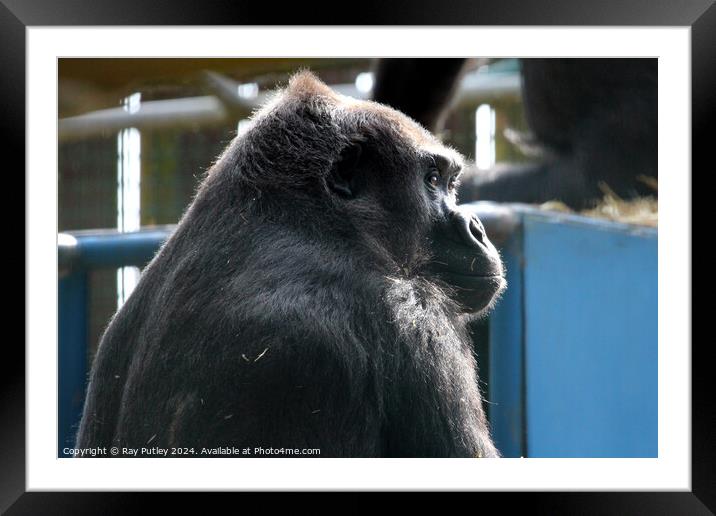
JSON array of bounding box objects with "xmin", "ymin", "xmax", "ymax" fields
[
  {"xmin": 58, "ymin": 271, "xmax": 88, "ymax": 456},
  {"xmin": 489, "ymin": 229, "xmax": 525, "ymax": 458},
  {"xmin": 522, "ymin": 213, "xmax": 657, "ymax": 457}
]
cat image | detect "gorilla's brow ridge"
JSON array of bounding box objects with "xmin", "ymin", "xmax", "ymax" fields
[{"xmin": 431, "ymin": 153, "xmax": 463, "ymax": 177}]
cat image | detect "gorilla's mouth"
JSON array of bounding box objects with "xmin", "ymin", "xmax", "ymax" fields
[
  {"xmin": 435, "ymin": 270, "xmax": 506, "ymax": 313},
  {"xmin": 426, "ymin": 239, "xmax": 506, "ymax": 313},
  {"xmin": 435, "ymin": 269, "xmax": 505, "ymax": 292},
  {"xmin": 438, "ymin": 270, "xmax": 505, "ymax": 282},
  {"xmin": 427, "ymin": 248, "xmax": 504, "ymax": 282}
]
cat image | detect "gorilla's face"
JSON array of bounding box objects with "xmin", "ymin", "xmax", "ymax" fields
[
  {"xmin": 322, "ymin": 105, "xmax": 505, "ymax": 315},
  {"xmin": 421, "ymin": 156, "xmax": 505, "ymax": 313}
]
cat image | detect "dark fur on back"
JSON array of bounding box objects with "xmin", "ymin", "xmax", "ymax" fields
[{"xmin": 77, "ymin": 72, "xmax": 498, "ymax": 458}]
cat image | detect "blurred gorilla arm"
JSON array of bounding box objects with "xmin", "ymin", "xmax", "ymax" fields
[{"xmin": 372, "ymin": 58, "xmax": 468, "ymax": 133}]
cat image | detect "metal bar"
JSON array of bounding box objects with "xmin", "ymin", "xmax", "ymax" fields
[
  {"xmin": 202, "ymin": 70, "xmax": 257, "ymax": 115},
  {"xmin": 60, "ymin": 226, "xmax": 174, "ymax": 271},
  {"xmin": 58, "ymin": 271, "xmax": 88, "ymax": 456},
  {"xmin": 59, "ymin": 96, "xmax": 229, "ymax": 142}
]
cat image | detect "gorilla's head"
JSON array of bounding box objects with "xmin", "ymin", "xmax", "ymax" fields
[{"xmin": 209, "ymin": 71, "xmax": 505, "ymax": 314}]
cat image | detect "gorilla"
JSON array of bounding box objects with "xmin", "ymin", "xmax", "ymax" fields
[
  {"xmin": 372, "ymin": 58, "xmax": 657, "ymax": 210},
  {"xmin": 76, "ymin": 72, "xmax": 506, "ymax": 458}
]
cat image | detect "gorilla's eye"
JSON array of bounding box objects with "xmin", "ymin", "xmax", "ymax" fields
[
  {"xmin": 448, "ymin": 177, "xmax": 458, "ymax": 192},
  {"xmin": 426, "ymin": 172, "xmax": 441, "ymax": 189}
]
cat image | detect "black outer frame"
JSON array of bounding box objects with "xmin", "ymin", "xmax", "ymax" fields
[{"xmin": 3, "ymin": 0, "xmax": 712, "ymax": 512}]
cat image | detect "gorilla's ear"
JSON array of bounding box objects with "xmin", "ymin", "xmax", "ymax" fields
[{"xmin": 327, "ymin": 140, "xmax": 364, "ymax": 199}]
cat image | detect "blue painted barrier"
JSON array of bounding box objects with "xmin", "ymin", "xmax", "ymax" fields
[
  {"xmin": 488, "ymin": 207, "xmax": 657, "ymax": 458},
  {"xmin": 489, "ymin": 224, "xmax": 526, "ymax": 457},
  {"xmin": 58, "ymin": 271, "xmax": 88, "ymax": 457}
]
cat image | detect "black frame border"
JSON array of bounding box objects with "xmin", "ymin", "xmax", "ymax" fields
[{"xmin": 4, "ymin": 0, "xmax": 713, "ymax": 513}]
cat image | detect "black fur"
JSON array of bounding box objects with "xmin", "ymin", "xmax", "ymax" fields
[{"xmin": 76, "ymin": 72, "xmax": 504, "ymax": 458}]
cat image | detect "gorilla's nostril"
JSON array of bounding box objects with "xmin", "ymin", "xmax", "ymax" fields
[
  {"xmin": 469, "ymin": 218, "xmax": 487, "ymax": 245},
  {"xmin": 447, "ymin": 209, "xmax": 490, "ymax": 249}
]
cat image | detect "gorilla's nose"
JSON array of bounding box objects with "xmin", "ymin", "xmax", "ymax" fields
[{"xmin": 451, "ymin": 208, "xmax": 488, "ymax": 249}]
